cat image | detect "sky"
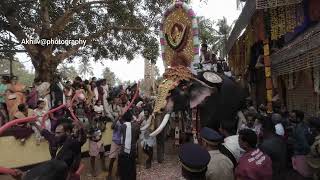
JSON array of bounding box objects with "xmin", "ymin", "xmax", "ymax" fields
[{"xmin": 17, "ymin": 0, "xmax": 242, "ymax": 82}]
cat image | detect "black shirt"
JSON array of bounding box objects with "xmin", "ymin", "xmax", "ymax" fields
[
  {"xmin": 55, "ymin": 137, "xmax": 82, "ymax": 168},
  {"xmin": 259, "ymin": 135, "xmax": 287, "ymax": 180}
]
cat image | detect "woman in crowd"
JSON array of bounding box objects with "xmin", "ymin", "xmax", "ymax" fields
[
  {"xmin": 33, "ymin": 99, "xmax": 50, "ymax": 145},
  {"xmin": 0, "ymin": 76, "xmax": 9, "ymax": 119},
  {"xmin": 35, "ymin": 79, "xmax": 51, "ymax": 110},
  {"xmin": 26, "ymin": 83, "xmax": 38, "ymax": 109},
  {"xmin": 13, "ymin": 103, "xmax": 35, "ymax": 143},
  {"xmin": 6, "ymin": 76, "xmax": 26, "ymax": 120},
  {"xmin": 63, "ymin": 82, "xmax": 74, "ymax": 105}
]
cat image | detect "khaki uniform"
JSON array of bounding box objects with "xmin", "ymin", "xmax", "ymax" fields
[{"xmin": 206, "ymin": 150, "xmax": 234, "ymax": 180}]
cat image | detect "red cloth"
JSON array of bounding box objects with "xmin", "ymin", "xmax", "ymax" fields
[
  {"xmin": 292, "ymin": 155, "xmax": 313, "ymax": 178},
  {"xmin": 235, "ymin": 148, "xmax": 272, "ymax": 180}
]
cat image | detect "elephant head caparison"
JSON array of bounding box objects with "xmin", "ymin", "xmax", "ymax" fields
[{"xmin": 141, "ymin": 66, "xmax": 246, "ymax": 163}]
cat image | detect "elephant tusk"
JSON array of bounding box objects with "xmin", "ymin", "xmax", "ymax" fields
[
  {"xmin": 140, "ymin": 113, "xmax": 154, "ymax": 131},
  {"xmin": 150, "ymin": 113, "xmax": 171, "ymax": 137}
]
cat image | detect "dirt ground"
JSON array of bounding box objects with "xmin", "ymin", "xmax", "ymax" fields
[
  {"xmin": 0, "ymin": 140, "xmax": 312, "ymax": 180},
  {"xmin": 0, "ymin": 140, "xmax": 181, "ymax": 180}
]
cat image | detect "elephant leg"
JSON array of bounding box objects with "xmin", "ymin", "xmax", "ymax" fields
[{"xmin": 156, "ymin": 130, "xmax": 165, "ymax": 163}]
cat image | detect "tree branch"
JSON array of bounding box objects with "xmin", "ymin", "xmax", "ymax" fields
[
  {"xmin": 54, "ymin": 25, "xmax": 144, "ymax": 62},
  {"xmin": 50, "ymin": 0, "xmax": 113, "ymax": 38},
  {"xmin": 55, "ymin": 44, "xmax": 82, "ymax": 62},
  {"xmin": 39, "ymin": 0, "xmax": 51, "ymax": 34},
  {"xmin": 5, "ymin": 15, "xmax": 39, "ymax": 59}
]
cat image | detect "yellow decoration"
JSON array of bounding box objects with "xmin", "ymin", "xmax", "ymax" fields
[
  {"xmin": 265, "ymin": 67, "xmax": 272, "ymax": 78},
  {"xmin": 267, "ymin": 89, "xmax": 273, "ymax": 102},
  {"xmin": 153, "ymin": 66, "xmax": 194, "ymax": 113},
  {"xmin": 153, "ymin": 79, "xmax": 177, "ymax": 113},
  {"xmin": 163, "ymin": 8, "xmax": 193, "ymax": 67},
  {"xmin": 270, "ymin": 3, "xmax": 304, "ymax": 40},
  {"xmin": 264, "ymin": 44, "xmax": 270, "ymax": 56}
]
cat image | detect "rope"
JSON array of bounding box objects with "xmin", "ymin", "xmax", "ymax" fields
[
  {"xmin": 121, "ymin": 82, "xmax": 140, "ymax": 116},
  {"xmin": 0, "ymin": 92, "xmax": 82, "ymax": 176}
]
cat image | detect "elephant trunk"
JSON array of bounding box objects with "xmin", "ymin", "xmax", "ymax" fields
[{"xmin": 150, "ymin": 113, "xmax": 171, "ymax": 137}]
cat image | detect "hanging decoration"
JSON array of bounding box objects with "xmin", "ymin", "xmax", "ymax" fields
[
  {"xmin": 263, "ymin": 40, "xmax": 273, "ymax": 113},
  {"xmin": 155, "ymin": 0, "xmax": 199, "ymax": 113},
  {"xmin": 270, "ymin": 3, "xmax": 304, "ymax": 40},
  {"xmin": 288, "ymin": 72, "xmax": 296, "ymax": 90},
  {"xmin": 314, "ymin": 66, "xmax": 320, "ymax": 94},
  {"xmin": 256, "ymin": 0, "xmax": 303, "ymax": 9},
  {"xmin": 159, "ymin": 0, "xmax": 199, "ymax": 69}
]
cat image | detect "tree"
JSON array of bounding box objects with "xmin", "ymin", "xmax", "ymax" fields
[
  {"xmin": 102, "ymin": 67, "xmax": 116, "ymax": 86},
  {"xmin": 215, "ymin": 17, "xmax": 232, "ymax": 58},
  {"xmin": 198, "ymin": 16, "xmax": 232, "ymax": 58},
  {"xmin": 198, "ymin": 16, "xmax": 219, "ymax": 52},
  {"xmin": 0, "ymin": 59, "xmax": 35, "ymax": 86},
  {"xmin": 78, "ymin": 60, "xmax": 93, "ymax": 78},
  {"xmin": 115, "ymin": 77, "xmax": 121, "ymax": 86},
  {"xmin": 0, "ymin": 0, "xmax": 171, "ymax": 81},
  {"xmin": 57, "ymin": 64, "xmax": 78, "ymax": 81}
]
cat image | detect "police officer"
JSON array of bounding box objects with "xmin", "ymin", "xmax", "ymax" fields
[
  {"xmin": 200, "ymin": 127, "xmax": 234, "ymax": 180},
  {"xmin": 178, "ymin": 143, "xmax": 210, "ymax": 180}
]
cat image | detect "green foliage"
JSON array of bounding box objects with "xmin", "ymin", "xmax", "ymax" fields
[
  {"xmin": 215, "ymin": 17, "xmax": 232, "ymax": 58},
  {"xmin": 0, "ymin": 59, "xmax": 35, "ymax": 86},
  {"xmin": 57, "ymin": 64, "xmax": 78, "ymax": 81},
  {"xmin": 102, "ymin": 67, "xmax": 116, "ymax": 86},
  {"xmin": 198, "ymin": 16, "xmax": 219, "ymax": 52},
  {"xmin": 198, "ymin": 16, "xmax": 232, "ymax": 58},
  {"xmin": 0, "ymin": 0, "xmax": 171, "ymax": 78},
  {"xmin": 78, "ymin": 61, "xmax": 93, "ymax": 78}
]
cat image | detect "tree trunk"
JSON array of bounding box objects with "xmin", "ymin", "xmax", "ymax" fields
[{"xmin": 34, "ymin": 56, "xmax": 58, "ymax": 82}]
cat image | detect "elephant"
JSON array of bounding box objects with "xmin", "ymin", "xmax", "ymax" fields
[{"xmin": 143, "ymin": 71, "xmax": 246, "ymax": 163}]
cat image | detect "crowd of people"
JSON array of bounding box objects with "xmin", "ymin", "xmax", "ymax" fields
[
  {"xmin": 0, "ymin": 74, "xmax": 157, "ymax": 180},
  {"xmin": 179, "ymin": 99, "xmax": 320, "ymax": 180},
  {"xmin": 1, "ymin": 72, "xmax": 320, "ymax": 180}
]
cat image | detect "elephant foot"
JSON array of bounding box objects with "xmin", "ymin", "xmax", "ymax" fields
[
  {"xmin": 145, "ymin": 160, "xmax": 152, "ymax": 169},
  {"xmin": 157, "ymin": 154, "xmax": 164, "ymax": 163}
]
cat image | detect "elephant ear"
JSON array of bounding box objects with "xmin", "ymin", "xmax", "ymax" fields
[
  {"xmin": 189, "ymin": 72, "xmax": 222, "ymax": 109},
  {"xmin": 189, "ymin": 82, "xmax": 214, "ymax": 109}
]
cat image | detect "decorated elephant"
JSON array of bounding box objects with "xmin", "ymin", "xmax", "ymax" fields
[
  {"xmin": 145, "ymin": 0, "xmax": 246, "ymax": 163},
  {"xmin": 141, "ymin": 66, "xmax": 246, "ymax": 162}
]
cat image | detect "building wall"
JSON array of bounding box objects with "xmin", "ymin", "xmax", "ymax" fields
[{"xmin": 286, "ymin": 69, "xmax": 319, "ymax": 117}]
